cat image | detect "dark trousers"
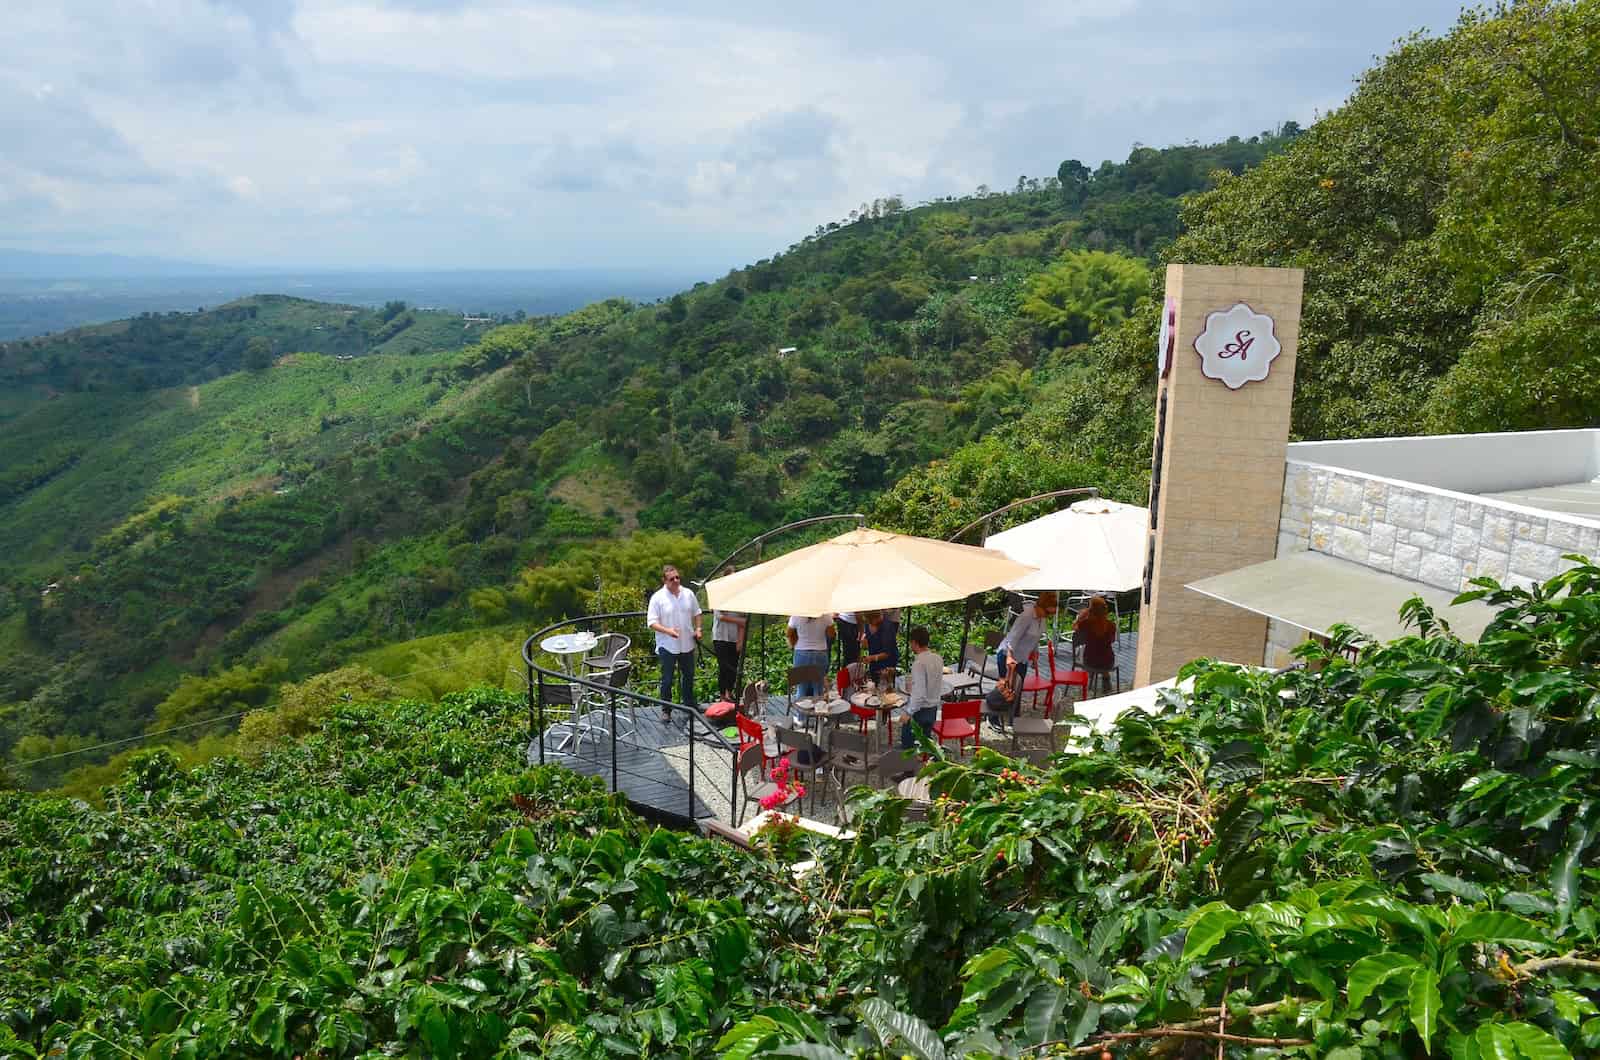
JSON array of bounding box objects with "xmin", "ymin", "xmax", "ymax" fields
[
  {"xmin": 713, "ymin": 639, "xmax": 740, "ymax": 699},
  {"xmin": 657, "ymin": 648, "xmax": 696, "ymax": 712},
  {"xmin": 900, "ymin": 706, "xmax": 939, "ymax": 749},
  {"xmin": 837, "ymin": 619, "xmax": 860, "ymax": 665}
]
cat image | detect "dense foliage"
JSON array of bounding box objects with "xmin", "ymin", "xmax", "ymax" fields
[{"xmin": 6, "ymin": 562, "xmax": 1600, "ymax": 1056}]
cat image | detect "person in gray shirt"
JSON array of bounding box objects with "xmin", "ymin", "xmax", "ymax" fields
[{"xmin": 897, "ymin": 626, "xmax": 943, "ymax": 749}]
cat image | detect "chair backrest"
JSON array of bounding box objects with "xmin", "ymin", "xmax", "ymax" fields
[
  {"xmin": 606, "ymin": 661, "xmax": 631, "ymax": 689},
  {"xmin": 787, "ymin": 665, "xmax": 823, "ymax": 692},
  {"xmin": 737, "ymin": 742, "xmax": 766, "ymax": 783},
  {"xmin": 941, "ymin": 698, "xmax": 981, "ymax": 723},
  {"xmin": 541, "ymin": 682, "xmax": 577, "ymax": 705},
  {"xmin": 740, "ymin": 679, "xmax": 766, "ymax": 713},
  {"xmin": 774, "ymin": 726, "xmax": 817, "ymax": 756},
  {"xmin": 585, "ymin": 632, "xmax": 630, "ymax": 672},
  {"xmin": 735, "ymin": 714, "xmax": 763, "ymax": 744},
  {"xmin": 961, "ymin": 644, "xmax": 987, "ymax": 674},
  {"xmin": 835, "ymin": 667, "xmax": 851, "ymax": 696}
]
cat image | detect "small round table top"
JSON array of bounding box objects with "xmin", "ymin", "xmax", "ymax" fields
[
  {"xmin": 897, "ymin": 777, "xmax": 932, "ymax": 802},
  {"xmin": 796, "ymin": 697, "xmax": 852, "ymax": 717},
  {"xmin": 541, "ymin": 632, "xmax": 598, "ymax": 655}
]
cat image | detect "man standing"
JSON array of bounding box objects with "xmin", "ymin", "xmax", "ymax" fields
[
  {"xmin": 897, "ymin": 626, "xmax": 943, "ymax": 749},
  {"xmin": 710, "ymin": 565, "xmax": 747, "ymax": 702},
  {"xmin": 785, "ymin": 612, "xmax": 834, "ymax": 698},
  {"xmin": 647, "ymin": 565, "xmax": 702, "ymax": 723},
  {"xmin": 835, "ymin": 611, "xmax": 860, "ymax": 667}
]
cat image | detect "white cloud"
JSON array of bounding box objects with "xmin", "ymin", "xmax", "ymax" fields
[{"xmin": 0, "ymin": 0, "xmax": 1472, "ymax": 270}]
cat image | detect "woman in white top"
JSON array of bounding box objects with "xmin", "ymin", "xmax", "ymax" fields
[{"xmin": 786, "ymin": 613, "xmax": 834, "ymax": 697}]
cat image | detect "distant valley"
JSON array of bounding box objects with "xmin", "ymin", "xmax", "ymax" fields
[{"xmin": 0, "ymin": 262, "xmax": 709, "ymax": 341}]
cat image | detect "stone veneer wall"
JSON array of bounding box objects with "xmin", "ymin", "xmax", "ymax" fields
[{"xmin": 1265, "ymin": 461, "xmax": 1600, "ymax": 667}]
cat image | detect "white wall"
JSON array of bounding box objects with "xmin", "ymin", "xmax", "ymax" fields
[{"xmin": 1286, "ymin": 429, "xmax": 1600, "ymax": 495}]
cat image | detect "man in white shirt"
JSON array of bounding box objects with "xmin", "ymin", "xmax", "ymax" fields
[
  {"xmin": 647, "ymin": 565, "xmax": 702, "ymax": 722},
  {"xmin": 785, "ymin": 613, "xmax": 834, "ymax": 697},
  {"xmin": 898, "ymin": 626, "xmax": 943, "ymax": 749}
]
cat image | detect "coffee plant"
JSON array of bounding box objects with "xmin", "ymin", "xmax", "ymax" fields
[{"xmin": 7, "ymin": 563, "xmax": 1600, "ymax": 1056}]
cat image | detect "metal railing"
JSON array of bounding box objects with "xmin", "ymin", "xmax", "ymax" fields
[{"xmin": 522, "ymin": 611, "xmax": 738, "ymax": 827}]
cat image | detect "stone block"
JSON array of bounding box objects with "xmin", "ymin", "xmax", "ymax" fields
[
  {"xmin": 1325, "ymin": 475, "xmax": 1365, "ymax": 515},
  {"xmin": 1514, "ymin": 518, "xmax": 1548, "ymax": 544},
  {"xmin": 1371, "ymin": 522, "xmax": 1397, "ymax": 557},
  {"xmin": 1579, "ymin": 525, "xmax": 1600, "ymax": 560},
  {"xmin": 1547, "ymin": 518, "xmax": 1583, "ymax": 551},
  {"xmin": 1425, "ymin": 495, "xmax": 1456, "ymax": 536},
  {"xmin": 1510, "ymin": 539, "xmax": 1561, "ymax": 582},
  {"xmin": 1393, "ymin": 542, "xmax": 1422, "ymax": 579},
  {"xmin": 1476, "ymin": 548, "xmax": 1509, "ymax": 584},
  {"xmin": 1366, "ymin": 546, "xmax": 1395, "ymax": 573},
  {"xmin": 1276, "ymin": 531, "xmax": 1302, "ymax": 557},
  {"xmin": 1310, "ymin": 519, "xmax": 1333, "ymax": 551},
  {"xmin": 1283, "ymin": 464, "xmax": 1317, "ymax": 507},
  {"xmin": 1418, "ymin": 551, "xmax": 1463, "ymax": 591},
  {"xmin": 1389, "ymin": 489, "xmax": 1428, "ymax": 530},
  {"xmin": 1451, "ymin": 524, "xmax": 1478, "ymax": 561},
  {"xmin": 1483, "ymin": 511, "xmax": 1512, "ymax": 550},
  {"xmin": 1331, "ymin": 525, "xmax": 1368, "ymax": 562},
  {"xmin": 1363, "ymin": 479, "xmax": 1387, "ymax": 509}
]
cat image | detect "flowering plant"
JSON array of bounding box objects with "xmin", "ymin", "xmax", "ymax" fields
[{"xmin": 758, "ymin": 755, "xmax": 807, "ymax": 811}]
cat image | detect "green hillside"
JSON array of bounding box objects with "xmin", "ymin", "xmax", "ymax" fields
[
  {"xmin": 0, "ymin": 133, "xmax": 1296, "ymax": 785},
  {"xmin": 0, "ymin": 294, "xmax": 479, "ymax": 402}
]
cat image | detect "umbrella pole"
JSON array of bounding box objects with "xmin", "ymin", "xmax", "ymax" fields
[{"xmin": 958, "ymin": 595, "xmax": 973, "ymax": 675}]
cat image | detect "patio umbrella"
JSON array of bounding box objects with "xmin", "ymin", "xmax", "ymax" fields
[
  {"xmin": 705, "ymin": 527, "xmax": 1036, "ymax": 616},
  {"xmin": 983, "ymin": 497, "xmax": 1148, "ymax": 592}
]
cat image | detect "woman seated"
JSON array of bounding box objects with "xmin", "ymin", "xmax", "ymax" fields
[
  {"xmin": 859, "ymin": 610, "xmax": 899, "ymax": 683},
  {"xmin": 1074, "ymin": 595, "xmax": 1118, "ymax": 691}
]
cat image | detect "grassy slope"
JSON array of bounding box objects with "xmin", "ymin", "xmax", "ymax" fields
[{"xmin": 0, "ymin": 350, "xmax": 462, "ymax": 573}]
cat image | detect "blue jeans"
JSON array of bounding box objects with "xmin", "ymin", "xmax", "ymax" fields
[
  {"xmin": 657, "ymin": 648, "xmax": 696, "ymax": 713},
  {"xmin": 899, "ymin": 706, "xmax": 938, "ymax": 749},
  {"xmin": 792, "ymin": 649, "xmax": 828, "ymax": 697}
]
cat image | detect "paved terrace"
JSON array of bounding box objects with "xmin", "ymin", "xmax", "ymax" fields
[{"xmin": 527, "ymin": 630, "xmax": 1140, "ymax": 827}]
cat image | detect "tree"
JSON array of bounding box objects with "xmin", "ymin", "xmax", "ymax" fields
[
  {"xmin": 1057, "ymin": 159, "xmax": 1091, "ymax": 204},
  {"xmin": 243, "ymin": 336, "xmax": 273, "ymax": 371},
  {"xmin": 1020, "ymin": 250, "xmax": 1151, "ymax": 346}
]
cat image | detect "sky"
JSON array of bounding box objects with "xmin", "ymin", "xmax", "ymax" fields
[{"xmin": 1, "ymin": 0, "xmax": 1470, "ymax": 275}]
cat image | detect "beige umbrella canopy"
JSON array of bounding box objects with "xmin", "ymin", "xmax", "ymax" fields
[{"xmin": 706, "ymin": 527, "xmax": 1036, "ymax": 617}]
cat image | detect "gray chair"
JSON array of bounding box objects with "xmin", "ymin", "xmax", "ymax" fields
[
  {"xmin": 827, "ymin": 729, "xmax": 873, "ymax": 804},
  {"xmin": 540, "ymin": 682, "xmax": 580, "ymax": 756},
  {"xmin": 774, "ymin": 725, "xmax": 830, "ymax": 815},
  {"xmin": 571, "ymin": 661, "xmax": 634, "ymax": 752},
  {"xmin": 786, "ymin": 665, "xmax": 825, "ymax": 710},
  {"xmin": 734, "ymin": 743, "xmax": 798, "ymax": 827}
]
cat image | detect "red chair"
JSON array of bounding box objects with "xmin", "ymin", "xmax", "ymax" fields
[
  {"xmin": 840, "ymin": 665, "xmax": 881, "ymax": 742},
  {"xmin": 932, "ymin": 699, "xmax": 982, "ymax": 756},
  {"xmin": 1020, "ymin": 649, "xmax": 1055, "ymax": 714},
  {"xmin": 1044, "ymin": 641, "xmax": 1088, "ymax": 716},
  {"xmin": 736, "ymin": 714, "xmax": 775, "ymax": 778}
]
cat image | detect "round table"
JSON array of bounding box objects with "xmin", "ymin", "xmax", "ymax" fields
[
  {"xmin": 896, "ymin": 777, "xmax": 932, "ymax": 802},
  {"xmin": 794, "ymin": 697, "xmax": 853, "ymax": 729},
  {"xmin": 850, "ymin": 690, "xmax": 904, "ymax": 733},
  {"xmin": 541, "ymin": 631, "xmax": 598, "ymax": 675}
]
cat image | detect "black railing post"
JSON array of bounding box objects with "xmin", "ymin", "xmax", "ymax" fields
[
  {"xmin": 609, "ymin": 688, "xmax": 619, "ymax": 794},
  {"xmin": 731, "ymin": 742, "xmax": 739, "ymax": 826},
  {"xmin": 687, "ymin": 714, "xmax": 696, "ymax": 821},
  {"xmin": 535, "ymin": 668, "xmax": 546, "ymax": 766}
]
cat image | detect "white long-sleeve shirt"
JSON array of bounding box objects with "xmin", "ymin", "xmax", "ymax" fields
[{"xmin": 906, "ymin": 649, "xmax": 943, "ymax": 715}]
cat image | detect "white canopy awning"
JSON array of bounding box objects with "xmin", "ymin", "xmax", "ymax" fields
[
  {"xmin": 983, "ymin": 497, "xmax": 1148, "ymax": 593},
  {"xmin": 1186, "ymin": 551, "xmax": 1497, "ymax": 644}
]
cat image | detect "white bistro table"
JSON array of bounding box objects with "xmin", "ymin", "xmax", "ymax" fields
[{"xmin": 540, "ymin": 631, "xmax": 598, "ymax": 675}]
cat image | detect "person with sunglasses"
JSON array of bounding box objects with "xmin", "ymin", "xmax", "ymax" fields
[{"xmin": 647, "ymin": 564, "xmax": 702, "ymax": 723}]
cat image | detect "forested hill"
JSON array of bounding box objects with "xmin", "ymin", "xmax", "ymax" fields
[
  {"xmin": 0, "ymin": 130, "xmax": 1297, "ymax": 787},
  {"xmin": 0, "ymin": 295, "xmax": 481, "ymax": 401}
]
